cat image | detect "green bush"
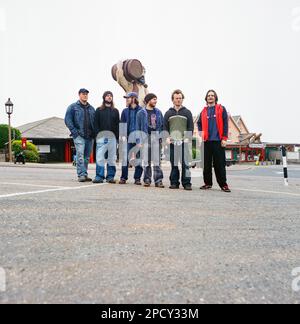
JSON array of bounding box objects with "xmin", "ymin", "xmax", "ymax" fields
[
  {"xmin": 0, "ymin": 125, "xmax": 21, "ymax": 149},
  {"xmin": 12, "ymin": 140, "xmax": 39, "ymax": 163},
  {"xmin": 23, "ymin": 150, "xmax": 39, "ymax": 163},
  {"xmin": 192, "ymin": 137, "xmax": 201, "ymax": 160}
]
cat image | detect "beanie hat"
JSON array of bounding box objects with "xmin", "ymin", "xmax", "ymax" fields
[
  {"xmin": 103, "ymin": 91, "xmax": 113, "ymax": 100},
  {"xmin": 144, "ymin": 93, "xmax": 157, "ymax": 105}
]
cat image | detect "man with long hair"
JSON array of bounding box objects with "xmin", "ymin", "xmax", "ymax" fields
[
  {"xmin": 198, "ymin": 90, "xmax": 231, "ymax": 193},
  {"xmin": 136, "ymin": 93, "xmax": 164, "ymax": 188},
  {"xmin": 119, "ymin": 92, "xmax": 143, "ymax": 185},
  {"xmin": 93, "ymin": 91, "xmax": 120, "ymax": 184}
]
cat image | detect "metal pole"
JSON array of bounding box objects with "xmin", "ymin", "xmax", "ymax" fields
[
  {"xmin": 8, "ymin": 114, "xmax": 12, "ymax": 163},
  {"xmin": 281, "ymin": 146, "xmax": 288, "ymax": 186},
  {"xmin": 239, "ymin": 145, "xmax": 242, "ymax": 163}
]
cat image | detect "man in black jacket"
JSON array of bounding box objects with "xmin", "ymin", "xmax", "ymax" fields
[
  {"xmin": 164, "ymin": 90, "xmax": 194, "ymax": 190},
  {"xmin": 93, "ymin": 91, "xmax": 120, "ymax": 184}
]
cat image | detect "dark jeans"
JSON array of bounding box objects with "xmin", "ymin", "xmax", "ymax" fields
[
  {"xmin": 170, "ymin": 143, "xmax": 191, "ymax": 187},
  {"xmin": 96, "ymin": 164, "xmax": 116, "ymax": 181},
  {"xmin": 143, "ymin": 140, "xmax": 163, "ymax": 184},
  {"xmin": 121, "ymin": 143, "xmax": 143, "ymax": 181},
  {"xmin": 203, "ymin": 141, "xmax": 227, "ymax": 188}
]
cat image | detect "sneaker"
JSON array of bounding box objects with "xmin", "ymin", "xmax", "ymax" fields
[
  {"xmin": 200, "ymin": 185, "xmax": 212, "ymax": 190},
  {"xmin": 155, "ymin": 182, "xmax": 165, "ymax": 189},
  {"xmin": 119, "ymin": 179, "xmax": 127, "ymax": 185},
  {"xmin": 85, "ymin": 176, "xmax": 93, "ymax": 182},
  {"xmin": 144, "ymin": 181, "xmax": 151, "ymax": 187},
  {"xmin": 134, "ymin": 180, "xmax": 142, "ymax": 186},
  {"xmin": 78, "ymin": 176, "xmax": 87, "ymax": 183},
  {"xmin": 93, "ymin": 178, "xmax": 104, "ymax": 184},
  {"xmin": 221, "ymin": 185, "xmax": 231, "ymax": 193},
  {"xmin": 169, "ymin": 185, "xmax": 180, "ymax": 189},
  {"xmin": 184, "ymin": 184, "xmax": 193, "ymax": 191},
  {"xmin": 107, "ymin": 179, "xmax": 116, "ymax": 184}
]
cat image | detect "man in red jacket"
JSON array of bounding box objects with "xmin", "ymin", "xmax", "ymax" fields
[{"xmin": 198, "ymin": 90, "xmax": 231, "ymax": 193}]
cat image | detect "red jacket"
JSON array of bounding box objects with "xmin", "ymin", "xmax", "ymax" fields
[{"xmin": 200, "ymin": 104, "xmax": 228, "ymax": 142}]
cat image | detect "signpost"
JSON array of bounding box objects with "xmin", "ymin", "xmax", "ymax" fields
[{"xmin": 281, "ymin": 146, "xmax": 289, "ymax": 186}]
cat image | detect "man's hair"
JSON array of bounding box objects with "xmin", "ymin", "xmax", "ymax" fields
[
  {"xmin": 205, "ymin": 90, "xmax": 219, "ymax": 104},
  {"xmin": 172, "ymin": 89, "xmax": 185, "ymax": 101},
  {"xmin": 99, "ymin": 91, "xmax": 115, "ymax": 110},
  {"xmin": 99, "ymin": 100, "xmax": 115, "ymax": 110},
  {"xmin": 128, "ymin": 98, "xmax": 139, "ymax": 106}
]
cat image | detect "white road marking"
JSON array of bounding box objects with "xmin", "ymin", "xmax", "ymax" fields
[
  {"xmin": 0, "ymin": 182, "xmax": 65, "ymax": 188},
  {"xmin": 235, "ymin": 188, "xmax": 300, "ymax": 197},
  {"xmin": 1, "ymin": 182, "xmax": 299, "ymax": 200},
  {"xmin": 0, "ymin": 183, "xmax": 108, "ymax": 200}
]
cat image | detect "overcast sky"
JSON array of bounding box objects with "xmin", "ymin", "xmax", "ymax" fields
[{"xmin": 0, "ymin": 0, "xmax": 300, "ymax": 142}]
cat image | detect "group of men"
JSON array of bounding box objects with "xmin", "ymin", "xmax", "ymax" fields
[{"xmin": 65, "ymin": 89, "xmax": 231, "ymax": 193}]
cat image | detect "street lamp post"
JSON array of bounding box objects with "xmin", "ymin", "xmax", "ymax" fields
[{"xmin": 5, "ymin": 98, "xmax": 14, "ymax": 163}]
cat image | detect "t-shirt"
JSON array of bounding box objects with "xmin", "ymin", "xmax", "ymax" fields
[
  {"xmin": 147, "ymin": 109, "xmax": 157, "ymax": 134},
  {"xmin": 207, "ymin": 106, "xmax": 221, "ymax": 141}
]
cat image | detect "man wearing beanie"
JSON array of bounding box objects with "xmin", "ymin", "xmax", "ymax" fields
[
  {"xmin": 93, "ymin": 91, "xmax": 120, "ymax": 184},
  {"xmin": 136, "ymin": 93, "xmax": 164, "ymax": 188},
  {"xmin": 164, "ymin": 90, "xmax": 194, "ymax": 191}
]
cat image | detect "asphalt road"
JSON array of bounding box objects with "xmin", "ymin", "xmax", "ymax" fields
[{"xmin": 0, "ymin": 163, "xmax": 300, "ymax": 304}]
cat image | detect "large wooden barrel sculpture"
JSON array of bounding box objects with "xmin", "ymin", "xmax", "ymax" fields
[
  {"xmin": 112, "ymin": 59, "xmax": 144, "ymax": 82},
  {"xmin": 111, "ymin": 64, "xmax": 118, "ymax": 81}
]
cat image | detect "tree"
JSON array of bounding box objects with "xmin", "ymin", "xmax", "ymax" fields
[
  {"xmin": 0, "ymin": 124, "xmax": 22, "ymax": 150},
  {"xmin": 12, "ymin": 140, "xmax": 39, "ymax": 163}
]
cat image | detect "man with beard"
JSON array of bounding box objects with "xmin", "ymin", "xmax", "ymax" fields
[
  {"xmin": 136, "ymin": 93, "xmax": 164, "ymax": 188},
  {"xmin": 93, "ymin": 91, "xmax": 120, "ymax": 184},
  {"xmin": 119, "ymin": 92, "xmax": 143, "ymax": 185}
]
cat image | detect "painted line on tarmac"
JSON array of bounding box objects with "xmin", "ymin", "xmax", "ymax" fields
[
  {"xmin": 0, "ymin": 183, "xmax": 108, "ymax": 200},
  {"xmin": 0, "ymin": 182, "xmax": 65, "ymax": 189},
  {"xmin": 236, "ymin": 188, "xmax": 300, "ymax": 197}
]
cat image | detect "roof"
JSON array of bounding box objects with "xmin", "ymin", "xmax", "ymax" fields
[
  {"xmin": 18, "ymin": 117, "xmax": 70, "ymax": 139},
  {"xmin": 232, "ymin": 115, "xmax": 241, "ymax": 124},
  {"xmin": 232, "ymin": 115, "xmax": 250, "ymax": 134},
  {"xmin": 265, "ymin": 143, "xmax": 300, "ymax": 147},
  {"xmin": 228, "ymin": 116, "xmax": 241, "ymax": 132}
]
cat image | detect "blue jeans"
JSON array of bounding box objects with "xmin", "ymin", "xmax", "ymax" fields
[
  {"xmin": 143, "ymin": 140, "xmax": 163, "ymax": 184},
  {"xmin": 120, "ymin": 143, "xmax": 143, "ymax": 181},
  {"xmin": 95, "ymin": 138, "xmax": 117, "ymax": 180},
  {"xmin": 74, "ymin": 136, "xmax": 94, "ymax": 178}
]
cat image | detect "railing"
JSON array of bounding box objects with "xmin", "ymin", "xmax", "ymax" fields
[{"xmin": 0, "ymin": 149, "xmax": 9, "ymax": 162}]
